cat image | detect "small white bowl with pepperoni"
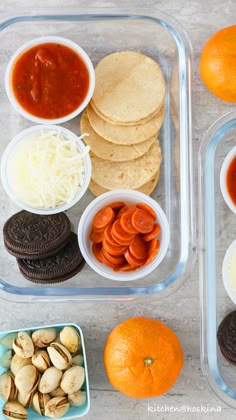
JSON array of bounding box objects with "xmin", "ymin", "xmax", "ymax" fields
[{"xmin": 78, "ymin": 189, "xmax": 170, "ymax": 281}]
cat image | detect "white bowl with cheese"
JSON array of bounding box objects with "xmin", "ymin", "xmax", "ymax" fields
[
  {"xmin": 222, "ymin": 240, "xmax": 236, "ymax": 304},
  {"xmin": 1, "ymin": 125, "xmax": 91, "ymax": 214}
]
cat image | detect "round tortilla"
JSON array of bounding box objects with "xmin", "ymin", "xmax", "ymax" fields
[
  {"xmin": 87, "ymin": 103, "xmax": 165, "ymax": 145},
  {"xmin": 90, "ymin": 100, "xmax": 163, "ymax": 126},
  {"xmin": 90, "ymin": 141, "xmax": 162, "ymax": 190},
  {"xmin": 80, "ymin": 112, "xmax": 156, "ymax": 162},
  {"xmin": 91, "ymin": 51, "xmax": 166, "ymax": 124},
  {"xmin": 89, "ymin": 170, "xmax": 160, "ymax": 197}
]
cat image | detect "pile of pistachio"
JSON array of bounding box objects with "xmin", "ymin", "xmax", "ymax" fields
[{"xmin": 0, "ymin": 326, "xmax": 86, "ymax": 419}]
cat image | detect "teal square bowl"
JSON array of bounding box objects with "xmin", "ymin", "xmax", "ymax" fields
[{"xmin": 0, "ymin": 323, "xmax": 90, "ymax": 419}]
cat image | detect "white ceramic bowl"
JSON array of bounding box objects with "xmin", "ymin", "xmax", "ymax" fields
[
  {"xmin": 1, "ymin": 125, "xmax": 91, "ymax": 215},
  {"xmin": 220, "ymin": 146, "xmax": 236, "ymax": 214},
  {"xmin": 222, "ymin": 240, "xmax": 236, "ymax": 304},
  {"xmin": 78, "ymin": 189, "xmax": 170, "ymax": 281},
  {"xmin": 5, "ymin": 36, "xmax": 95, "ymax": 124}
]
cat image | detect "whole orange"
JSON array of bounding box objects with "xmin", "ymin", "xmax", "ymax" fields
[
  {"xmin": 200, "ymin": 25, "xmax": 236, "ymax": 102},
  {"xmin": 103, "ymin": 317, "xmax": 184, "ymax": 398}
]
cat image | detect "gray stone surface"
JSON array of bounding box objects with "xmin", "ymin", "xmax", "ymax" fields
[{"xmin": 0, "ymin": 0, "xmax": 236, "ymax": 419}]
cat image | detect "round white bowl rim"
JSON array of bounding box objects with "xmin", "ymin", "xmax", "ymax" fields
[
  {"xmin": 220, "ymin": 146, "xmax": 236, "ymax": 214},
  {"xmin": 5, "ymin": 36, "xmax": 95, "ymax": 125},
  {"xmin": 78, "ymin": 189, "xmax": 170, "ymax": 281},
  {"xmin": 222, "ymin": 239, "xmax": 236, "ymax": 304},
  {"xmin": 1, "ymin": 124, "xmax": 91, "ymax": 215}
]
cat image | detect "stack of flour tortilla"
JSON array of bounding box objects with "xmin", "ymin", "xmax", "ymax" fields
[{"xmin": 80, "ymin": 51, "xmax": 166, "ymax": 197}]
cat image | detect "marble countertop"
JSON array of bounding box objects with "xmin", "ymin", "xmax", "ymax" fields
[{"xmin": 0, "ymin": 0, "xmax": 236, "ymax": 419}]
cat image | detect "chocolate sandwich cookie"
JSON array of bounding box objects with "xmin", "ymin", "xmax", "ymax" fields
[
  {"xmin": 217, "ymin": 310, "xmax": 236, "ymax": 365},
  {"xmin": 3, "ymin": 211, "xmax": 71, "ymax": 259},
  {"xmin": 17, "ymin": 232, "xmax": 85, "ymax": 283}
]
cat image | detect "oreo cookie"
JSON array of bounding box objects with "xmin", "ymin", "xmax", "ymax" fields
[
  {"xmin": 217, "ymin": 310, "xmax": 236, "ymax": 365},
  {"xmin": 3, "ymin": 211, "xmax": 71, "ymax": 259},
  {"xmin": 17, "ymin": 233, "xmax": 85, "ymax": 284}
]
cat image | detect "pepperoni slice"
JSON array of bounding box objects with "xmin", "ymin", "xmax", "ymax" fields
[
  {"xmin": 148, "ymin": 237, "xmax": 158, "ymax": 255},
  {"xmin": 89, "ymin": 229, "xmax": 104, "ymax": 244},
  {"xmin": 109, "ymin": 202, "xmax": 125, "ymax": 211},
  {"xmin": 117, "ymin": 205, "xmax": 136, "ymax": 218},
  {"xmin": 129, "ymin": 235, "xmax": 148, "ymax": 260},
  {"xmin": 120, "ymin": 207, "xmax": 138, "ymax": 234},
  {"xmin": 92, "ymin": 242, "xmax": 103, "ymax": 263},
  {"xmin": 111, "ymin": 231, "xmax": 135, "ymax": 246},
  {"xmin": 104, "ymin": 224, "xmax": 121, "ymax": 247},
  {"xmin": 136, "ymin": 202, "xmax": 157, "ymax": 220},
  {"xmin": 93, "ymin": 206, "xmax": 115, "ymax": 230},
  {"xmin": 99, "ymin": 248, "xmax": 117, "ymax": 268},
  {"xmin": 142, "ymin": 223, "xmax": 161, "ymax": 241},
  {"xmin": 131, "ymin": 209, "xmax": 155, "ymax": 233},
  {"xmin": 124, "ymin": 249, "xmax": 145, "ymax": 267},
  {"xmin": 102, "ymin": 248, "xmax": 126, "ymax": 265},
  {"xmin": 111, "ymin": 220, "xmax": 136, "ymax": 245},
  {"xmin": 114, "ymin": 264, "xmax": 136, "ymax": 272},
  {"xmin": 91, "ymin": 225, "xmax": 104, "ymax": 233},
  {"xmin": 102, "ymin": 238, "xmax": 127, "ymax": 256},
  {"xmin": 144, "ymin": 239, "xmax": 160, "ymax": 266}
]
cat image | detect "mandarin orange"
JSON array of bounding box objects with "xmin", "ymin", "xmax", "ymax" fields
[
  {"xmin": 200, "ymin": 25, "xmax": 236, "ymax": 102},
  {"xmin": 103, "ymin": 317, "xmax": 184, "ymax": 398}
]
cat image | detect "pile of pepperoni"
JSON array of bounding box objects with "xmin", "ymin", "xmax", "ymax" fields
[{"xmin": 89, "ymin": 201, "xmax": 161, "ymax": 272}]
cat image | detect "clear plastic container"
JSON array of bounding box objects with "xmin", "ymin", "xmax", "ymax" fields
[
  {"xmin": 0, "ymin": 8, "xmax": 194, "ymax": 302},
  {"xmin": 199, "ymin": 110, "xmax": 236, "ymax": 408}
]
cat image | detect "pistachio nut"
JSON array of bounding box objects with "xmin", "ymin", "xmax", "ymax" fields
[
  {"xmin": 0, "ymin": 350, "xmax": 13, "ymax": 369},
  {"xmin": 45, "ymin": 396, "xmax": 70, "ymax": 419},
  {"xmin": 0, "ymin": 372, "xmax": 17, "ymax": 402},
  {"xmin": 32, "ymin": 391, "xmax": 50, "ymax": 416},
  {"xmin": 72, "ymin": 354, "xmax": 84, "ymax": 367},
  {"xmin": 13, "ymin": 332, "xmax": 34, "ymax": 359},
  {"xmin": 15, "ymin": 365, "xmax": 40, "ymax": 395},
  {"xmin": 32, "ymin": 328, "xmax": 57, "ymax": 348},
  {"xmin": 2, "ymin": 401, "xmax": 27, "ymax": 420},
  {"xmin": 10, "ymin": 354, "xmax": 32, "ymax": 376},
  {"xmin": 39, "ymin": 367, "xmax": 62, "ymax": 394},
  {"xmin": 50, "ymin": 387, "xmax": 66, "ymax": 398},
  {"xmin": 59, "ymin": 326, "xmax": 81, "ymax": 353},
  {"xmin": 53, "ymin": 335, "xmax": 61, "ymax": 345},
  {"xmin": 17, "ymin": 390, "xmax": 34, "ymax": 408},
  {"xmin": 61, "ymin": 366, "xmax": 85, "ymax": 394},
  {"xmin": 0, "ymin": 333, "xmax": 18, "ymax": 349},
  {"xmin": 68, "ymin": 390, "xmax": 86, "ymax": 407},
  {"xmin": 47, "ymin": 343, "xmax": 72, "ymax": 370},
  {"xmin": 32, "ymin": 350, "xmax": 51, "ymax": 373}
]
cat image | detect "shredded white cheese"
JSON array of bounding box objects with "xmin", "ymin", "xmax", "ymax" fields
[{"xmin": 8, "ymin": 130, "xmax": 89, "ymax": 209}]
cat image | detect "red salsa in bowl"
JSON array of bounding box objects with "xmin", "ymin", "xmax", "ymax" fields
[
  {"xmin": 220, "ymin": 146, "xmax": 236, "ymax": 214},
  {"xmin": 5, "ymin": 37, "xmax": 95, "ymax": 124}
]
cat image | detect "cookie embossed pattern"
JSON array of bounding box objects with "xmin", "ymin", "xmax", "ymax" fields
[
  {"xmin": 3, "ymin": 212, "xmax": 85, "ymax": 284},
  {"xmin": 18, "ymin": 233, "xmax": 85, "ymax": 284},
  {"xmin": 3, "ymin": 212, "xmax": 71, "ymax": 259}
]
